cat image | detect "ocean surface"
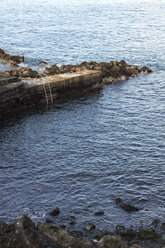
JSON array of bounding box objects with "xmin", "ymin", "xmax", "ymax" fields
[{"xmin": 0, "ymin": 0, "xmax": 165, "ymax": 232}]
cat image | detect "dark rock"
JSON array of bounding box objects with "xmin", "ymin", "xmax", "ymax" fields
[
  {"xmin": 4, "ymin": 67, "xmax": 40, "ymax": 78},
  {"xmin": 137, "ymin": 229, "xmax": 158, "ymax": 239},
  {"xmin": 94, "ymin": 230, "xmax": 114, "ymax": 241},
  {"xmin": 98, "ymin": 235, "xmax": 128, "ymax": 248},
  {"xmin": 116, "ymin": 225, "xmax": 125, "ymax": 232},
  {"xmin": 120, "ymin": 229, "xmax": 137, "ymax": 239},
  {"xmin": 45, "ymin": 219, "xmax": 54, "ymax": 224},
  {"xmin": 115, "ymin": 198, "xmax": 139, "ymax": 212},
  {"xmin": 0, "ymin": 48, "xmax": 24, "ymax": 66},
  {"xmin": 69, "ymin": 221, "xmax": 75, "ymax": 225},
  {"xmin": 60, "ymin": 64, "xmax": 74, "ymax": 73},
  {"xmin": 152, "ymin": 219, "xmax": 160, "ymax": 226},
  {"xmin": 38, "ymin": 61, "xmax": 48, "ymax": 66},
  {"xmin": 84, "ymin": 223, "xmax": 96, "ymax": 231},
  {"xmin": 0, "ymin": 76, "xmax": 20, "ymax": 86},
  {"xmin": 59, "ymin": 224, "xmax": 66, "ymax": 229},
  {"xmin": 38, "ymin": 222, "xmax": 96, "ymax": 248},
  {"xmin": 70, "ymin": 230, "xmax": 83, "ymax": 238},
  {"xmin": 140, "ymin": 66, "xmax": 152, "ymax": 73},
  {"xmin": 94, "ymin": 211, "xmax": 104, "ymax": 216},
  {"xmin": 109, "ymin": 65, "xmax": 120, "ymax": 77},
  {"xmin": 43, "ymin": 64, "xmax": 61, "ymax": 75},
  {"xmin": 0, "ymin": 48, "xmax": 5, "ymax": 54},
  {"xmin": 49, "ymin": 207, "xmax": 60, "ymax": 216},
  {"xmin": 119, "ymin": 60, "xmax": 127, "ymax": 66},
  {"xmin": 0, "ymin": 215, "xmax": 53, "ymax": 248}
]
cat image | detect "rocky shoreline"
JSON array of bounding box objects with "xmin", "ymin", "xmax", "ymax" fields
[
  {"xmin": 0, "ymin": 213, "xmax": 165, "ymax": 248},
  {"xmin": 1, "ymin": 198, "xmax": 165, "ymax": 248},
  {"xmin": 0, "ymin": 49, "xmax": 152, "ymax": 122}
]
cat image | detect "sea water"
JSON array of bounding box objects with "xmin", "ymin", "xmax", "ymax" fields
[{"xmin": 0, "ymin": 0, "xmax": 165, "ymax": 232}]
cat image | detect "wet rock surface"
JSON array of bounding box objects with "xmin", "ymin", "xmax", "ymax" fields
[
  {"xmin": 0, "ymin": 48, "xmax": 24, "ymax": 67},
  {"xmin": 38, "ymin": 61, "xmax": 48, "ymax": 66},
  {"xmin": 115, "ymin": 198, "xmax": 139, "ymax": 212},
  {"xmin": 3, "ymin": 67, "xmax": 41, "ymax": 78},
  {"xmin": 0, "ymin": 215, "xmax": 164, "ymax": 248},
  {"xmin": 49, "ymin": 207, "xmax": 60, "ymax": 216},
  {"xmin": 42, "ymin": 60, "xmax": 152, "ymax": 82}
]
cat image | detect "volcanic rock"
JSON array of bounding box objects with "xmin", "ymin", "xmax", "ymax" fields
[
  {"xmin": 0, "ymin": 48, "xmax": 24, "ymax": 67},
  {"xmin": 115, "ymin": 198, "xmax": 139, "ymax": 212}
]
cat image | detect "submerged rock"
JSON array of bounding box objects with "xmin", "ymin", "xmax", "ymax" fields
[
  {"xmin": 115, "ymin": 198, "xmax": 139, "ymax": 212},
  {"xmin": 137, "ymin": 229, "xmax": 158, "ymax": 239},
  {"xmin": 94, "ymin": 211, "xmax": 104, "ymax": 216},
  {"xmin": 49, "ymin": 207, "xmax": 60, "ymax": 216}
]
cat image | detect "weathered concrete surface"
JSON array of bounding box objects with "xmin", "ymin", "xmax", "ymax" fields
[{"xmin": 0, "ymin": 70, "xmax": 101, "ymax": 122}]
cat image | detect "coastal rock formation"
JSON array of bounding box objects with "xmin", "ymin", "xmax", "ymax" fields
[
  {"xmin": 0, "ymin": 215, "xmax": 144, "ymax": 248},
  {"xmin": 42, "ymin": 60, "xmax": 152, "ymax": 83},
  {"xmin": 3, "ymin": 67, "xmax": 41, "ymax": 78},
  {"xmin": 38, "ymin": 61, "xmax": 48, "ymax": 66},
  {"xmin": 1, "ymin": 215, "xmax": 162, "ymax": 248},
  {"xmin": 0, "ymin": 48, "xmax": 24, "ymax": 67}
]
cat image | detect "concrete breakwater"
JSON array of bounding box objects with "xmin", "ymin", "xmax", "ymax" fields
[{"xmin": 0, "ymin": 49, "xmax": 152, "ymax": 122}]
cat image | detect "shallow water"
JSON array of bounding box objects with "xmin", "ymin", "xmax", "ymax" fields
[{"xmin": 0, "ymin": 0, "xmax": 165, "ymax": 232}]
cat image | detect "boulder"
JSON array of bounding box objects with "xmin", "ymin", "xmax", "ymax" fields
[
  {"xmin": 139, "ymin": 66, "xmax": 152, "ymax": 73},
  {"xmin": 4, "ymin": 67, "xmax": 40, "ymax": 78},
  {"xmin": 38, "ymin": 222, "xmax": 95, "ymax": 248},
  {"xmin": 0, "ymin": 48, "xmax": 24, "ymax": 66},
  {"xmin": 60, "ymin": 64, "xmax": 74, "ymax": 73},
  {"xmin": 98, "ymin": 235, "xmax": 128, "ymax": 248},
  {"xmin": 84, "ymin": 223, "xmax": 96, "ymax": 231},
  {"xmin": 43, "ymin": 64, "xmax": 61, "ymax": 75},
  {"xmin": 137, "ymin": 229, "xmax": 158, "ymax": 239},
  {"xmin": 0, "ymin": 215, "xmax": 52, "ymax": 248},
  {"xmin": 38, "ymin": 61, "xmax": 48, "ymax": 66},
  {"xmin": 49, "ymin": 207, "xmax": 60, "ymax": 216}
]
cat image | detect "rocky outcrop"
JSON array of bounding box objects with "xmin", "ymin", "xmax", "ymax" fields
[
  {"xmin": 3, "ymin": 67, "xmax": 40, "ymax": 78},
  {"xmin": 43, "ymin": 60, "xmax": 152, "ymax": 82},
  {"xmin": 38, "ymin": 61, "xmax": 48, "ymax": 66},
  {"xmin": 0, "ymin": 48, "xmax": 24, "ymax": 67}
]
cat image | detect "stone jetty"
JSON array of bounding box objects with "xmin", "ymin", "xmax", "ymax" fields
[{"xmin": 0, "ymin": 49, "xmax": 152, "ymax": 122}]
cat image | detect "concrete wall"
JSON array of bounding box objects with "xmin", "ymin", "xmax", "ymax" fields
[{"xmin": 0, "ymin": 70, "xmax": 101, "ymax": 122}]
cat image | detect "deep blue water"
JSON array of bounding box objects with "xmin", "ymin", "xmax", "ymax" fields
[{"xmin": 0, "ymin": 0, "xmax": 165, "ymax": 232}]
